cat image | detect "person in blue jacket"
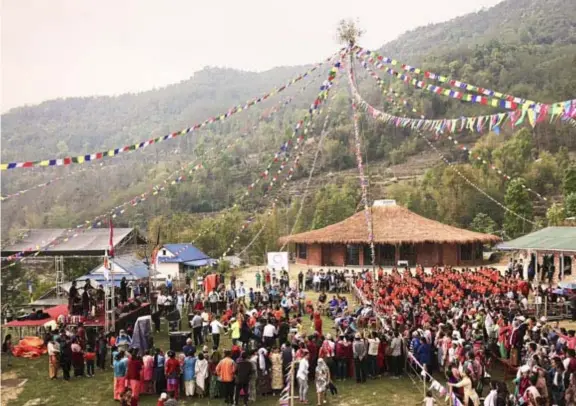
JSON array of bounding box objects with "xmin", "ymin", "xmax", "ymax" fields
[
  {"xmin": 416, "ymin": 337, "xmax": 432, "ymax": 377},
  {"xmin": 183, "ymin": 350, "xmax": 197, "ymax": 397}
]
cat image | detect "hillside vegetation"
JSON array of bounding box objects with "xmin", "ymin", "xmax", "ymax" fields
[{"xmin": 2, "ymin": 0, "xmax": 576, "ymax": 267}]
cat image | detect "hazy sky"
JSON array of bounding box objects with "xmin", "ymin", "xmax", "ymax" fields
[{"xmin": 1, "ymin": 0, "xmax": 504, "ymax": 112}]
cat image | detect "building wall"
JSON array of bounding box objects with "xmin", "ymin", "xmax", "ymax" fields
[
  {"xmin": 156, "ymin": 263, "xmax": 180, "ymax": 280},
  {"xmin": 327, "ymin": 245, "xmax": 346, "ymax": 267},
  {"xmin": 157, "ymin": 246, "xmax": 177, "ymax": 259},
  {"xmin": 296, "ymin": 244, "xmax": 322, "ymax": 266},
  {"xmin": 442, "ymin": 244, "xmax": 459, "ymax": 266},
  {"xmin": 295, "ymin": 244, "xmax": 347, "ymax": 266},
  {"xmin": 297, "ymin": 243, "xmax": 468, "ymax": 267},
  {"xmin": 416, "ymin": 244, "xmax": 442, "ymax": 267},
  {"xmin": 535, "ymin": 251, "xmax": 564, "ymax": 285}
]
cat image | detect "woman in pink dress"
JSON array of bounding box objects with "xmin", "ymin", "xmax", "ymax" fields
[{"xmin": 142, "ymin": 349, "xmax": 154, "ymax": 394}]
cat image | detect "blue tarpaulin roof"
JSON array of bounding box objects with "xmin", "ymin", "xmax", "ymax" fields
[
  {"xmin": 184, "ymin": 259, "xmax": 216, "ymax": 267},
  {"xmin": 159, "ymin": 243, "xmax": 212, "ymax": 263},
  {"xmin": 75, "ymin": 255, "xmax": 149, "ymax": 285}
]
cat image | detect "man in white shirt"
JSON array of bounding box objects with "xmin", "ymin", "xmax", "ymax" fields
[
  {"xmin": 48, "ymin": 339, "xmax": 60, "ymax": 379},
  {"xmin": 201, "ymin": 310, "xmax": 210, "ymax": 343},
  {"xmin": 191, "ymin": 311, "xmax": 204, "ymax": 346},
  {"xmin": 390, "ymin": 332, "xmax": 403, "ymax": 378},
  {"xmin": 176, "ymin": 292, "xmax": 185, "ymax": 316},
  {"xmin": 367, "ymin": 333, "xmax": 380, "ymax": 378},
  {"xmin": 484, "ymin": 311, "xmax": 495, "ymax": 339},
  {"xmin": 296, "ymin": 351, "xmax": 310, "ymax": 403},
  {"xmin": 236, "ymin": 282, "xmax": 247, "ymax": 305},
  {"xmin": 208, "ymin": 289, "xmax": 219, "ymax": 314},
  {"xmin": 210, "ymin": 318, "xmax": 224, "ymax": 349},
  {"xmin": 164, "ymin": 294, "xmax": 174, "ymax": 313},
  {"xmin": 157, "ymin": 293, "xmax": 167, "ymax": 315},
  {"xmin": 313, "ymin": 273, "xmax": 321, "ymax": 292},
  {"xmin": 263, "ymin": 321, "xmax": 277, "ymax": 348}
]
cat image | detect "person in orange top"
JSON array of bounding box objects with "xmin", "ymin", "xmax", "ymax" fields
[
  {"xmin": 274, "ymin": 307, "xmax": 284, "ymax": 321},
  {"xmin": 216, "ymin": 350, "xmax": 236, "ymax": 405},
  {"xmin": 84, "ymin": 345, "xmax": 96, "ymax": 377}
]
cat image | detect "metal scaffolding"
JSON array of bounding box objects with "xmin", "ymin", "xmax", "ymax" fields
[
  {"xmin": 55, "ymin": 256, "xmax": 65, "ymax": 298},
  {"xmin": 104, "ymin": 254, "xmax": 116, "ymax": 333}
]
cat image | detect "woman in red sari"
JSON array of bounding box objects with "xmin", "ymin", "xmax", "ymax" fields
[
  {"xmin": 165, "ymin": 350, "xmax": 181, "ymax": 399},
  {"xmin": 313, "ymin": 312, "xmax": 323, "ymax": 336},
  {"xmin": 126, "ymin": 351, "xmax": 143, "ymax": 402},
  {"xmin": 377, "ymin": 337, "xmax": 386, "ymax": 374}
]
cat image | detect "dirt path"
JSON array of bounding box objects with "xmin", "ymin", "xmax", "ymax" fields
[
  {"xmin": 235, "ymin": 263, "xmax": 315, "ymax": 291},
  {"xmin": 0, "ymin": 371, "xmax": 27, "ymax": 406}
]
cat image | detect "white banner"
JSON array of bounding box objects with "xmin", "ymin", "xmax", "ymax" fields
[{"xmin": 267, "ymin": 252, "xmax": 289, "ymax": 271}]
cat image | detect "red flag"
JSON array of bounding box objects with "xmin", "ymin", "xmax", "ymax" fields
[{"xmin": 109, "ymin": 216, "xmax": 114, "ymax": 258}]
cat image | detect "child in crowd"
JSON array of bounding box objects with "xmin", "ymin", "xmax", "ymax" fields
[
  {"xmin": 85, "ymin": 345, "xmax": 96, "ymax": 377},
  {"xmin": 423, "ymin": 390, "xmax": 436, "ymax": 406}
]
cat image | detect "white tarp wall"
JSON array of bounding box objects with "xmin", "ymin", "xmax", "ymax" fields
[{"xmin": 267, "ymin": 252, "xmax": 289, "ymax": 271}]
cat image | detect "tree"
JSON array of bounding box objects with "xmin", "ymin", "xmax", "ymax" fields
[
  {"xmin": 492, "ymin": 128, "xmax": 535, "ymax": 178},
  {"xmin": 0, "ymin": 262, "xmax": 29, "ymax": 307},
  {"xmin": 503, "ymin": 178, "xmax": 533, "ymax": 238},
  {"xmin": 470, "ymin": 213, "xmax": 497, "ymax": 234},
  {"xmin": 217, "ymin": 260, "xmax": 231, "ymax": 274},
  {"xmin": 336, "ymin": 19, "xmax": 364, "ymax": 46},
  {"xmin": 546, "ymin": 203, "xmax": 566, "ymax": 226},
  {"xmin": 564, "ymin": 165, "xmax": 576, "ymax": 196},
  {"xmin": 565, "ymin": 192, "xmax": 576, "ymax": 218}
]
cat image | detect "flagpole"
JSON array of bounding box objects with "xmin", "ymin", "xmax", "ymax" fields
[
  {"xmin": 110, "ymin": 255, "xmax": 116, "ymax": 331},
  {"xmin": 109, "ymin": 216, "xmax": 116, "ymax": 333},
  {"xmin": 104, "ymin": 250, "xmax": 110, "ymax": 334},
  {"xmin": 150, "ymin": 227, "xmax": 161, "ymax": 314}
]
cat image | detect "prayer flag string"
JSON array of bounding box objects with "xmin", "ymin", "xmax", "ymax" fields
[
  {"xmin": 355, "ymin": 49, "xmax": 576, "ymax": 124},
  {"xmin": 354, "ymin": 46, "xmax": 537, "ymax": 108},
  {"xmin": 1, "ymin": 50, "xmax": 343, "ymax": 171},
  {"xmin": 348, "ymin": 76, "xmax": 537, "ymax": 226},
  {"xmin": 358, "ymin": 59, "xmax": 548, "ymax": 202},
  {"xmin": 2, "ymin": 63, "xmax": 332, "ymax": 266},
  {"xmin": 189, "ymin": 62, "xmax": 339, "ymax": 248},
  {"xmin": 219, "ymin": 59, "xmax": 343, "ymax": 259}
]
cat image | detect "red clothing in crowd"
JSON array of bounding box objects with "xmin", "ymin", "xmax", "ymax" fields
[
  {"xmin": 126, "ymin": 358, "xmax": 143, "ymax": 380},
  {"xmin": 313, "ymin": 313, "xmax": 323, "ymax": 336},
  {"xmin": 165, "ymin": 357, "xmax": 180, "ymax": 376}
]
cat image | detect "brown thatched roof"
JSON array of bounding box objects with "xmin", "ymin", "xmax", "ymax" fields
[{"xmin": 279, "ymin": 205, "xmax": 501, "ymax": 245}]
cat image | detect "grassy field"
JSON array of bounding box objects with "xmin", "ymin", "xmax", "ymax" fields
[{"xmin": 1, "ymin": 289, "xmax": 428, "ymax": 406}]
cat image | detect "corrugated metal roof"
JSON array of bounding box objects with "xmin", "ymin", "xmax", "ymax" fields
[
  {"xmin": 183, "ymin": 259, "xmax": 217, "ymax": 267},
  {"xmin": 113, "ymin": 256, "xmax": 150, "ymax": 278},
  {"xmin": 496, "ymin": 227, "xmax": 576, "ymax": 252},
  {"xmin": 29, "ymin": 298, "xmax": 67, "ymax": 307},
  {"xmin": 159, "ymin": 243, "xmax": 211, "ymax": 263},
  {"xmin": 78, "ymin": 255, "xmax": 149, "ymax": 283},
  {"xmin": 1, "ymin": 228, "xmax": 136, "ymax": 253}
]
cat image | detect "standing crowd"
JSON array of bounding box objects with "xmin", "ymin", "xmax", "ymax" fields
[
  {"xmin": 353, "ymin": 264, "xmax": 576, "ymax": 406},
  {"xmin": 18, "ymin": 262, "xmax": 576, "ymax": 406}
]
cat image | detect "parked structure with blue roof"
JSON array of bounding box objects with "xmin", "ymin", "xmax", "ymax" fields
[
  {"xmin": 76, "ymin": 255, "xmax": 151, "ymax": 286},
  {"xmin": 156, "ymin": 243, "xmax": 215, "ymax": 280}
]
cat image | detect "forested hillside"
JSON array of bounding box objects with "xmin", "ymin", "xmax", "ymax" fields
[{"xmin": 2, "ymin": 0, "xmax": 576, "ymax": 266}]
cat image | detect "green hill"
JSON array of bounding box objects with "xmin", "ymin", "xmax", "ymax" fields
[{"xmin": 1, "ymin": 0, "xmax": 576, "ymax": 252}]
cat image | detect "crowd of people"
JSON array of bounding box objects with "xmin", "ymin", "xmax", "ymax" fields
[
  {"xmin": 105, "ymin": 268, "xmax": 365, "ymax": 405},
  {"xmin": 10, "ymin": 260, "xmax": 576, "ymax": 406},
  {"xmin": 352, "ymin": 264, "xmax": 576, "ymax": 406}
]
